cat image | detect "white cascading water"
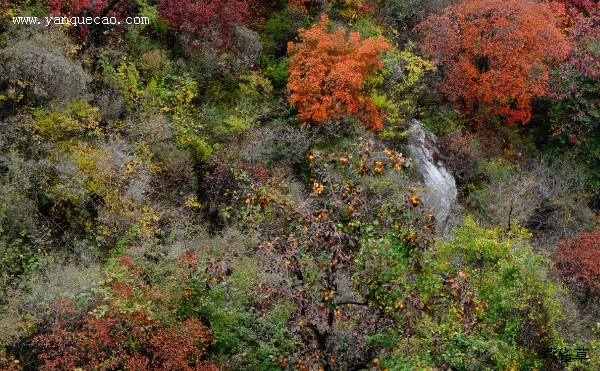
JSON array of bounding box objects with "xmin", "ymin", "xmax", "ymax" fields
[{"xmin": 407, "ymin": 121, "xmax": 458, "ymax": 232}]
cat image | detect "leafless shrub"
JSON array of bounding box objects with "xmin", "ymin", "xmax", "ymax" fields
[
  {"xmin": 377, "ymin": 0, "xmax": 450, "ymax": 36},
  {"xmin": 95, "ymin": 89, "xmax": 124, "ymax": 122},
  {"xmin": 468, "ymin": 157, "xmax": 595, "ymax": 244},
  {"xmin": 0, "ymin": 31, "xmax": 91, "ymax": 109},
  {"xmin": 527, "ymin": 158, "xmax": 596, "ymax": 247},
  {"xmin": 125, "ymin": 115, "xmax": 173, "ymax": 148},
  {"xmin": 123, "ymin": 115, "xmax": 195, "ymax": 187},
  {"xmin": 241, "ymin": 123, "xmax": 311, "ymax": 169},
  {"xmin": 0, "ymin": 151, "xmax": 40, "ymax": 239},
  {"xmin": 230, "ymin": 25, "xmax": 262, "ymax": 69}
]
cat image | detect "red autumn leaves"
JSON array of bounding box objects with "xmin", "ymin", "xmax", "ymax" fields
[
  {"xmin": 555, "ymin": 228, "xmax": 600, "ymax": 298},
  {"xmin": 32, "ymin": 256, "xmax": 219, "ymax": 371}
]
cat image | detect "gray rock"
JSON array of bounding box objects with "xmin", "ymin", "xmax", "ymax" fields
[{"xmin": 407, "ymin": 121, "xmax": 458, "ymax": 233}]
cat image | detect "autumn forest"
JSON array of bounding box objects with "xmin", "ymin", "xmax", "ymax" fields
[{"xmin": 0, "ymin": 0, "xmax": 599, "ymax": 370}]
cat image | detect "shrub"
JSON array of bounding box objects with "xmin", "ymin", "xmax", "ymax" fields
[
  {"xmin": 549, "ymin": 7, "xmax": 600, "ymax": 143},
  {"xmin": 32, "ymin": 101, "xmax": 100, "ymax": 142},
  {"xmin": 378, "ymin": 0, "xmax": 446, "ymax": 33},
  {"xmin": 229, "ymin": 25, "xmax": 263, "ymax": 69},
  {"xmin": 32, "ymin": 255, "xmax": 220, "ymax": 371},
  {"xmin": 262, "ymin": 55, "xmax": 290, "ymax": 89},
  {"xmin": 420, "ymin": 217, "xmax": 565, "ymax": 369},
  {"xmin": 377, "ymin": 42, "xmax": 436, "ymax": 138},
  {"xmin": 0, "ymin": 153, "xmax": 52, "ymax": 291},
  {"xmin": 240, "ymin": 122, "xmax": 312, "ymax": 169},
  {"xmin": 153, "ymin": 228, "xmax": 301, "ymax": 370},
  {"xmin": 464, "ymin": 157, "xmax": 596, "ymax": 239},
  {"xmin": 288, "ymin": 0, "xmax": 372, "ymax": 18},
  {"xmin": 158, "ymin": 0, "xmax": 248, "ymax": 51},
  {"xmin": 28, "ymin": 105, "xmax": 160, "ymax": 250},
  {"xmin": 264, "ymin": 7, "xmax": 311, "ymax": 56},
  {"xmin": 554, "ymin": 228, "xmax": 600, "ymax": 304},
  {"xmin": 0, "ymin": 32, "xmax": 91, "ymax": 114}
]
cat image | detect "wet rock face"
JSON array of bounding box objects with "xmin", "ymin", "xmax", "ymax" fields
[{"xmin": 407, "ymin": 121, "xmax": 458, "ymax": 231}]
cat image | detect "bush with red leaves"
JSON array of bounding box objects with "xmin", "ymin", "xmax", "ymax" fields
[
  {"xmin": 45, "ymin": 0, "xmax": 130, "ymax": 41},
  {"xmin": 158, "ymin": 0, "xmax": 248, "ymax": 50},
  {"xmin": 32, "ymin": 255, "xmax": 220, "ymax": 371},
  {"xmin": 556, "ymin": 0, "xmax": 599, "ymax": 13},
  {"xmin": 549, "ymin": 5, "xmax": 600, "ymax": 143},
  {"xmin": 554, "ymin": 228, "xmax": 600, "ymax": 302}
]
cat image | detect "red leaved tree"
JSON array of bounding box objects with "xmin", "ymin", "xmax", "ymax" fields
[
  {"xmin": 416, "ymin": 0, "xmax": 569, "ymax": 126},
  {"xmin": 554, "ymin": 228, "xmax": 600, "ymax": 303},
  {"xmin": 158, "ymin": 0, "xmax": 248, "ymax": 50},
  {"xmin": 549, "ymin": 5, "xmax": 600, "ymax": 142},
  {"xmin": 32, "ymin": 256, "xmax": 219, "ymax": 371},
  {"xmin": 287, "ymin": 15, "xmax": 391, "ymax": 131}
]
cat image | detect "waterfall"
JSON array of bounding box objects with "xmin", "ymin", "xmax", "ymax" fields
[{"xmin": 407, "ymin": 121, "xmax": 458, "ymax": 232}]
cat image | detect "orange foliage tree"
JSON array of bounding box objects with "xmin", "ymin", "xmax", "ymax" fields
[
  {"xmin": 554, "ymin": 228, "xmax": 600, "ymax": 303},
  {"xmin": 287, "ymin": 15, "xmax": 391, "ymax": 130},
  {"xmin": 32, "ymin": 256, "xmax": 219, "ymax": 371},
  {"xmin": 416, "ymin": 0, "xmax": 569, "ymax": 125}
]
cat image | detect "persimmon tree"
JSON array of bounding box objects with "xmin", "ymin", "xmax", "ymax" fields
[
  {"xmin": 287, "ymin": 15, "xmax": 391, "ymax": 130},
  {"xmin": 554, "ymin": 228, "xmax": 600, "ymax": 303},
  {"xmin": 241, "ymin": 139, "xmax": 434, "ymax": 369},
  {"xmin": 416, "ymin": 0, "xmax": 569, "ymax": 125}
]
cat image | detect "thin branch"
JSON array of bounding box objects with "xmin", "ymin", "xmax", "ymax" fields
[{"xmin": 336, "ymin": 300, "xmax": 368, "ymax": 306}]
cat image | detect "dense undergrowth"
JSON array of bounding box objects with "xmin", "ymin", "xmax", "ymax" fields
[{"xmin": 0, "ymin": 0, "xmax": 599, "ymax": 370}]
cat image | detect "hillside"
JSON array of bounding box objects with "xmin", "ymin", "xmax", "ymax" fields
[{"xmin": 1, "ymin": 0, "xmax": 599, "ymax": 370}]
